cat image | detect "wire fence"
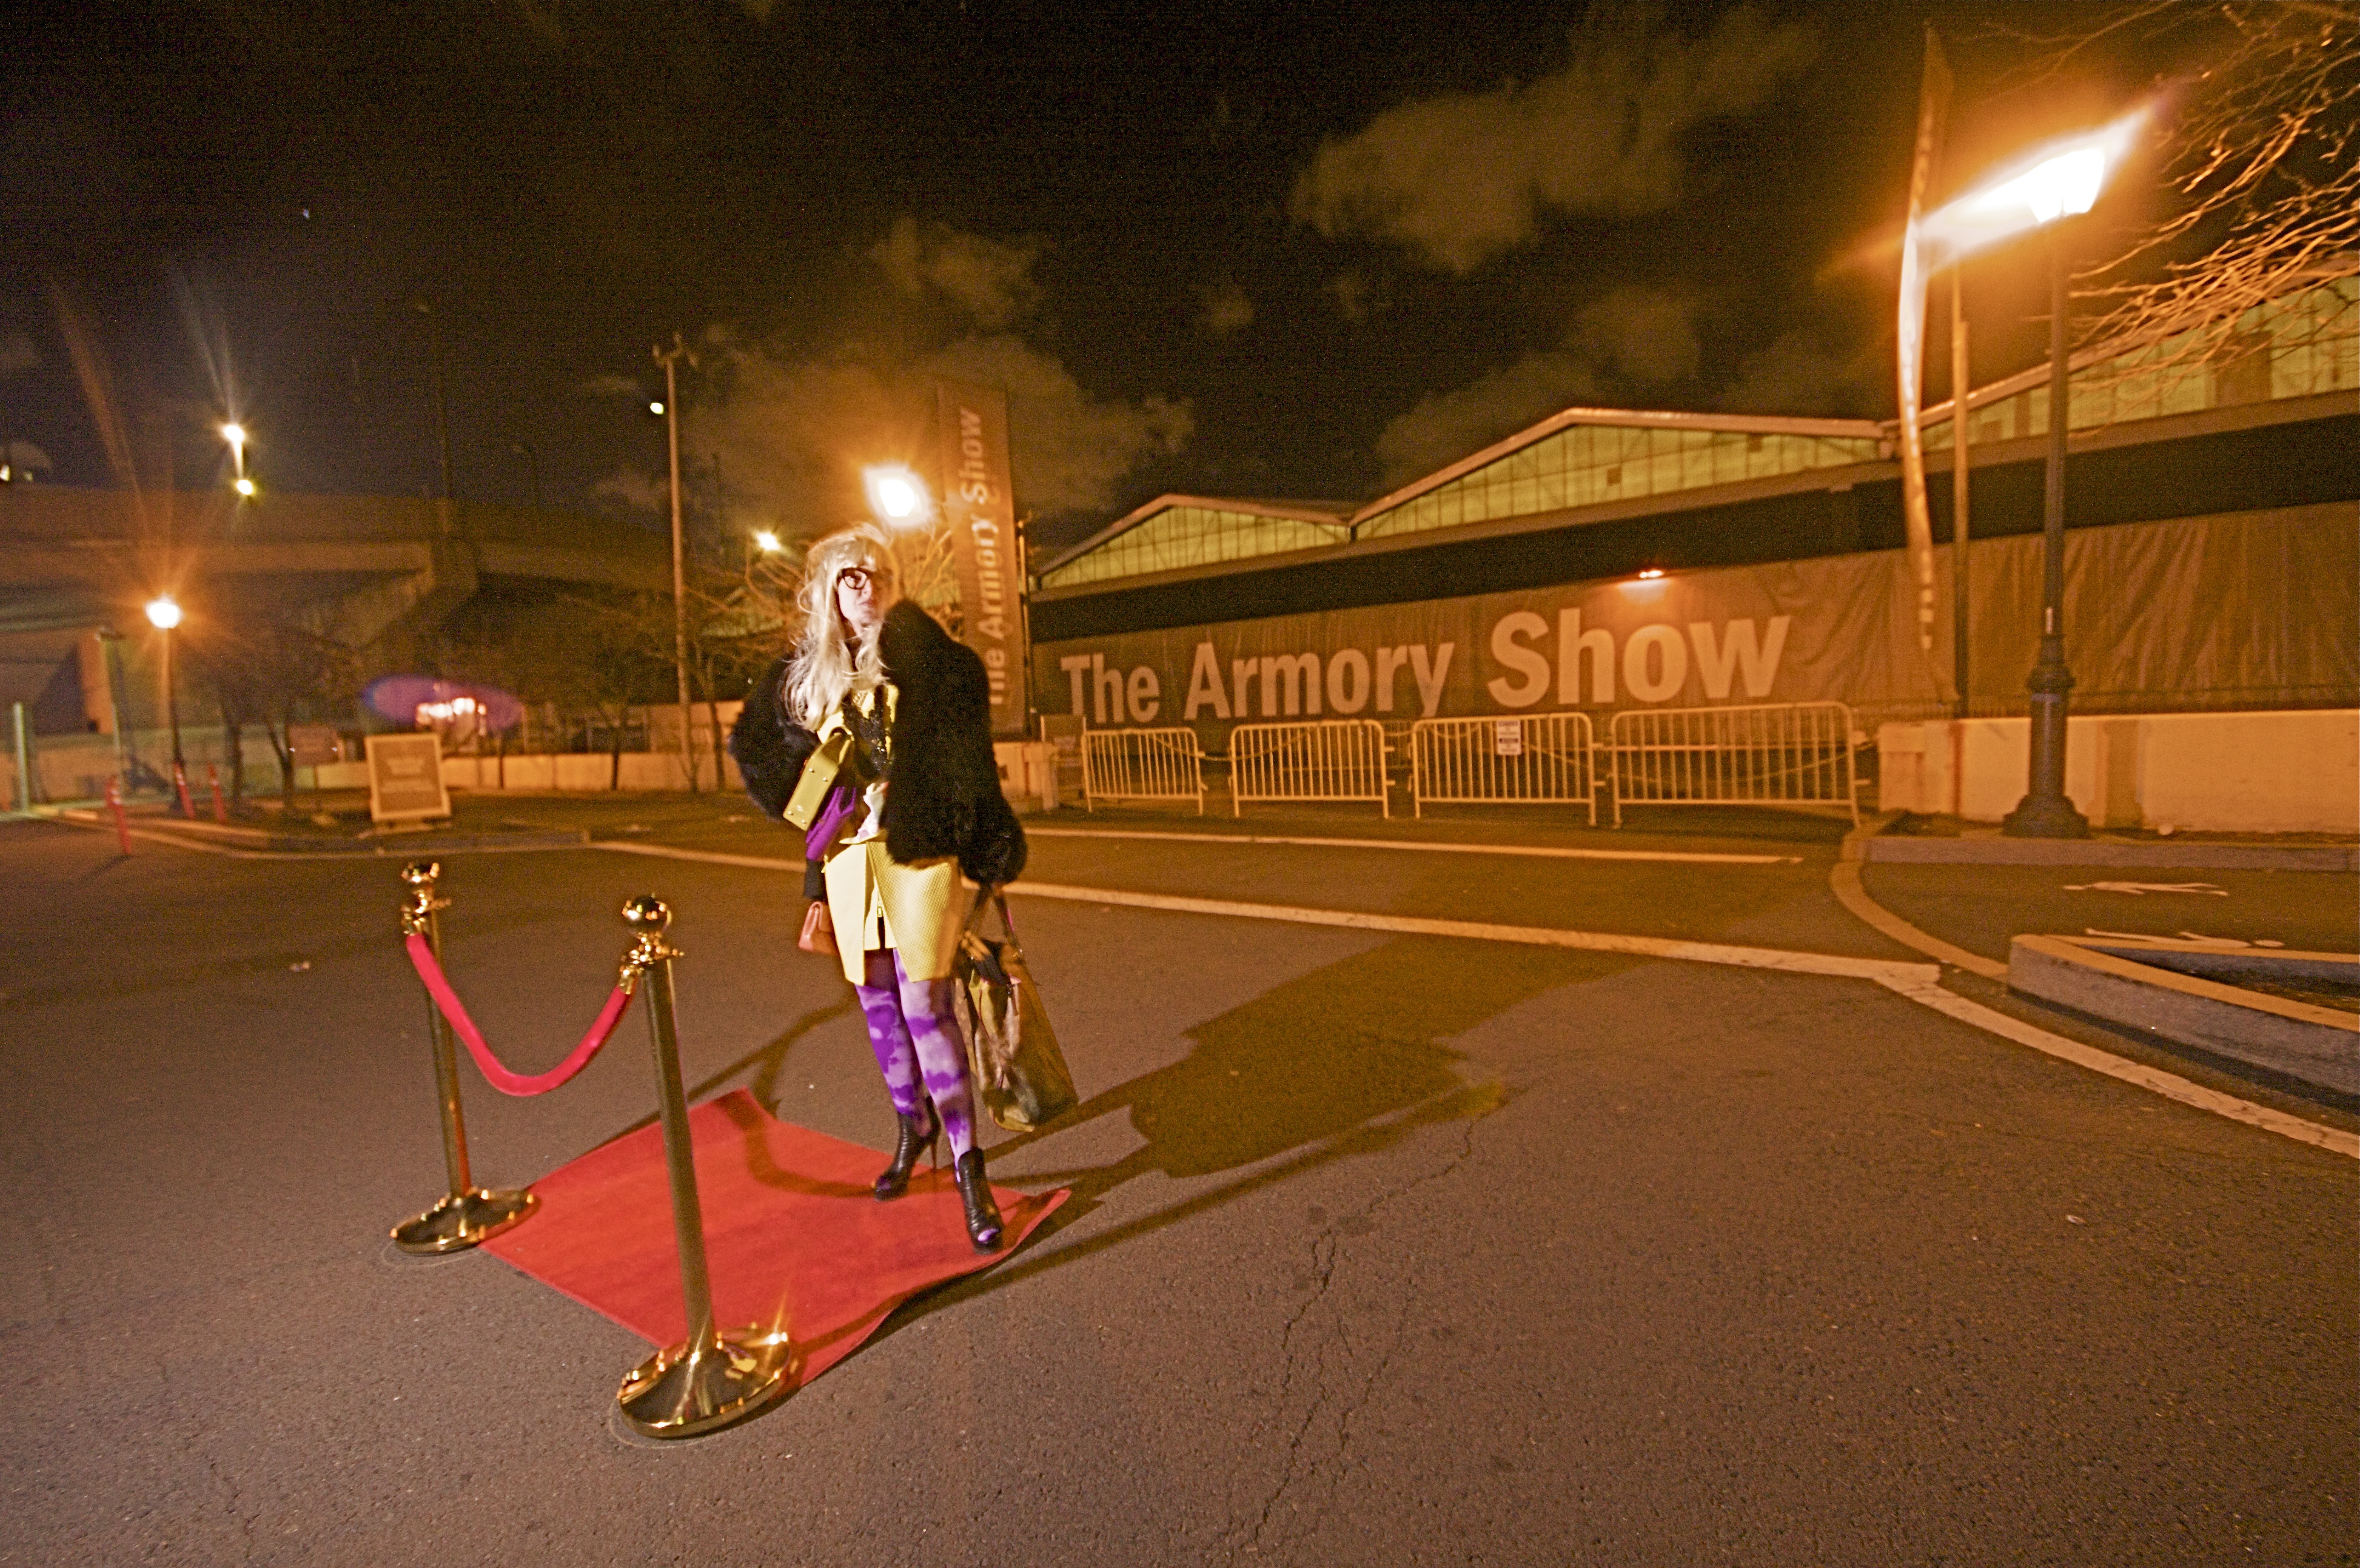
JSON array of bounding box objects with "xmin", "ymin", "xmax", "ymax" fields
[
  {"xmin": 1080, "ymin": 726, "xmax": 1208, "ymax": 814},
  {"xmin": 1409, "ymin": 713, "xmax": 1598, "ymax": 823},
  {"xmin": 1229, "ymin": 719, "xmax": 1391, "ymax": 818},
  {"xmin": 1607, "ymin": 702, "xmax": 1860, "ymax": 826}
]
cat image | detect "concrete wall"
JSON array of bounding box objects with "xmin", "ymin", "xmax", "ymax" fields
[{"xmin": 1879, "ymin": 709, "xmax": 2359, "ymax": 834}]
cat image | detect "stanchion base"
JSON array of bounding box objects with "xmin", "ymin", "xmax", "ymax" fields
[
  {"xmin": 616, "ymin": 1325, "xmax": 794, "ymax": 1439},
  {"xmin": 391, "ymin": 1188, "xmax": 539, "ymax": 1254}
]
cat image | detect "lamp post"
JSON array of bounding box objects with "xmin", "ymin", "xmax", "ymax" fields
[
  {"xmin": 2003, "ymin": 223, "xmax": 2089, "ymax": 837},
  {"xmin": 1923, "ymin": 115, "xmax": 2140, "ymax": 839},
  {"xmin": 652, "ymin": 335, "xmax": 699, "ymax": 792},
  {"xmin": 146, "ymin": 594, "xmax": 184, "ymax": 807},
  {"xmin": 221, "ymin": 423, "xmax": 256, "ymax": 498}
]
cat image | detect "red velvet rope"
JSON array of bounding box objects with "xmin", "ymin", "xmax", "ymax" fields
[{"xmin": 404, "ymin": 931, "xmax": 632, "ymax": 1097}]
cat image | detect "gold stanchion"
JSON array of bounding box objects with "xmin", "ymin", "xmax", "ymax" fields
[
  {"xmin": 390, "ymin": 861, "xmax": 539, "ymax": 1253},
  {"xmin": 612, "ymin": 895, "xmax": 793, "ymax": 1437}
]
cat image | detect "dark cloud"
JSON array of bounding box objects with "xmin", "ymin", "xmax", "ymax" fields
[
  {"xmin": 1291, "ymin": 5, "xmax": 1820, "ymax": 272},
  {"xmin": 0, "ymin": 327, "xmax": 37, "ymax": 378},
  {"xmin": 634, "ymin": 330, "xmax": 1192, "ymax": 540},
  {"xmin": 1372, "ymin": 284, "xmax": 1699, "ymax": 484},
  {"xmin": 1195, "ymin": 282, "xmax": 1256, "ymax": 338},
  {"xmin": 868, "ymin": 218, "xmax": 1046, "ymax": 332},
  {"xmin": 1717, "ymin": 330, "xmax": 1878, "ymax": 415}
]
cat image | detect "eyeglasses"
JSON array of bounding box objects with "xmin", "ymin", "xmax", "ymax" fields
[{"xmin": 836, "ymin": 566, "xmax": 879, "ymax": 591}]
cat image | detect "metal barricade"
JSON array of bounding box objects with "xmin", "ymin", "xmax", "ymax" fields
[
  {"xmin": 1607, "ymin": 702, "xmax": 1860, "ymax": 826},
  {"xmin": 1081, "ymin": 726, "xmax": 1207, "ymax": 814},
  {"xmin": 1229, "ymin": 719, "xmax": 1390, "ymax": 818},
  {"xmin": 1409, "ymin": 712, "xmax": 1598, "ymax": 823}
]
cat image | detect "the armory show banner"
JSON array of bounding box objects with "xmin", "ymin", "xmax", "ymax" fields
[
  {"xmin": 936, "ymin": 378, "xmax": 1031, "ymax": 740},
  {"xmin": 1033, "ymin": 506, "xmax": 2357, "ymax": 742}
]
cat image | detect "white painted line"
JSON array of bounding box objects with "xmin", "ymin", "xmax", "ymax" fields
[
  {"xmin": 1874, "ymin": 971, "xmax": 2359, "ymax": 1159},
  {"xmin": 587, "ymin": 840, "xmax": 2356, "ymax": 1159},
  {"xmin": 594, "ymin": 840, "xmax": 805, "ymax": 871},
  {"xmin": 1007, "ymin": 880, "xmax": 1932, "ymax": 983},
  {"xmin": 591, "ymin": 843, "xmax": 1909, "ymax": 979},
  {"xmin": 1028, "ymin": 826, "xmax": 1796, "ymax": 866},
  {"xmin": 47, "ymin": 812, "xmax": 583, "ymax": 862}
]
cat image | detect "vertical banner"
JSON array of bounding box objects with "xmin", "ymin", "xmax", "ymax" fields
[
  {"xmin": 1893, "ymin": 23, "xmax": 1953, "ymax": 668},
  {"xmin": 934, "ymin": 380, "xmax": 1030, "ymax": 738}
]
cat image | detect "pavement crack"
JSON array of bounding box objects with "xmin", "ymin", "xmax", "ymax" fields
[
  {"xmin": 157, "ymin": 1358, "xmax": 258, "ymax": 1563},
  {"xmin": 1229, "ymin": 1098, "xmax": 1497, "ymax": 1563}
]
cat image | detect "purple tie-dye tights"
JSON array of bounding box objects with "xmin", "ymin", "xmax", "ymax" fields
[{"xmin": 854, "ymin": 945, "xmax": 977, "ymax": 1161}]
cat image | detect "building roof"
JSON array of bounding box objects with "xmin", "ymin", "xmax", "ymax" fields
[{"xmin": 1038, "ymin": 276, "xmax": 2356, "ymax": 597}]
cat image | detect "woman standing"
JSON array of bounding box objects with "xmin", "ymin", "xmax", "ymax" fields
[{"xmin": 731, "ymin": 524, "xmax": 1027, "ymax": 1251}]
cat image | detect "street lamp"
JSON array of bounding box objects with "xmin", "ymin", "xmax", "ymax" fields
[
  {"xmin": 146, "ymin": 594, "xmax": 186, "ymax": 808},
  {"xmin": 651, "ymin": 335, "xmax": 699, "ymax": 792},
  {"xmin": 862, "ymin": 464, "xmax": 933, "ymax": 528},
  {"xmin": 1923, "ymin": 113, "xmax": 2142, "ymax": 839},
  {"xmin": 753, "ymin": 529, "xmax": 782, "ymax": 554},
  {"xmin": 222, "ymin": 424, "xmax": 256, "ymax": 498}
]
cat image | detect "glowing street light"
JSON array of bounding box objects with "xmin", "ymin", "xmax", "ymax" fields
[
  {"xmin": 221, "ymin": 422, "xmax": 253, "ymax": 498},
  {"xmin": 1922, "ymin": 113, "xmax": 2145, "ymax": 263},
  {"xmin": 1925, "ymin": 110, "xmax": 2143, "ymax": 840},
  {"xmin": 144, "ymin": 595, "xmax": 182, "ymax": 631},
  {"xmin": 753, "ymin": 529, "xmax": 782, "ymax": 554},
  {"xmin": 862, "ymin": 464, "xmax": 932, "ymax": 527}
]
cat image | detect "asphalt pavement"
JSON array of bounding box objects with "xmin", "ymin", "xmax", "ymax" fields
[{"xmin": 3, "ymin": 796, "xmax": 2353, "ymax": 1567}]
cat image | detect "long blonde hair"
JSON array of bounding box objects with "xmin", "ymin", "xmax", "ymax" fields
[{"xmin": 785, "ymin": 523, "xmax": 899, "ymax": 728}]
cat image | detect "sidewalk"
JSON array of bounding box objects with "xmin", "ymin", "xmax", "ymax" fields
[{"xmin": 1862, "ymin": 810, "xmax": 2357, "ymax": 871}]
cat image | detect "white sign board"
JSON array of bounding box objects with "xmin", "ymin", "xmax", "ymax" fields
[
  {"xmin": 1492, "ymin": 719, "xmax": 1524, "ymax": 757},
  {"xmin": 366, "ymin": 733, "xmax": 449, "ymax": 824}
]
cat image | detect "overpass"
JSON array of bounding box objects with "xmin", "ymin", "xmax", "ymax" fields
[{"xmin": 0, "ymin": 484, "xmax": 669, "ymax": 732}]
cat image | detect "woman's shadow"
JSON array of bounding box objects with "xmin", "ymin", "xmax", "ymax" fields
[{"xmin": 899, "ymin": 937, "xmax": 1628, "ymax": 1307}]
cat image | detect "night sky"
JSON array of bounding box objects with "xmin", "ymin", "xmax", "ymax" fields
[{"xmin": 2, "ymin": 2, "xmax": 2171, "ymax": 554}]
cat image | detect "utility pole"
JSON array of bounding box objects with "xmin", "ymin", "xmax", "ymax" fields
[
  {"xmin": 416, "ymin": 301, "xmax": 456, "ymax": 537},
  {"xmin": 653, "ymin": 335, "xmax": 699, "ymax": 792},
  {"xmin": 1949, "ymin": 267, "xmax": 1971, "ymax": 720}
]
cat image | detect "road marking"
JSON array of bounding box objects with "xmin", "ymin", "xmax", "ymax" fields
[
  {"xmin": 2062, "ymin": 880, "xmax": 2228, "ymax": 895},
  {"xmin": 597, "ymin": 839, "xmax": 2352, "ymax": 1158},
  {"xmin": 1027, "ymin": 826, "xmax": 1796, "ymax": 865},
  {"xmin": 1828, "ymin": 857, "xmax": 2006, "ymax": 979},
  {"xmin": 594, "ymin": 841, "xmax": 805, "ymax": 871},
  {"xmin": 1008, "ymin": 879, "xmax": 1934, "ymax": 982},
  {"xmin": 47, "ymin": 812, "xmax": 583, "ymax": 862},
  {"xmin": 1873, "ymin": 971, "xmax": 2359, "ymax": 1159}
]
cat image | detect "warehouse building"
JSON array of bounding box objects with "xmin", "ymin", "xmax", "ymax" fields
[{"xmin": 1029, "ymin": 279, "xmax": 2356, "ymax": 745}]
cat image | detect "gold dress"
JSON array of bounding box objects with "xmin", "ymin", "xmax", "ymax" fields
[{"xmin": 813, "ymin": 683, "xmax": 972, "ymax": 987}]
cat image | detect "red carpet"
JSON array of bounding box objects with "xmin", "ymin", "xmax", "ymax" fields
[{"xmin": 482, "ymin": 1089, "xmax": 1067, "ymax": 1389}]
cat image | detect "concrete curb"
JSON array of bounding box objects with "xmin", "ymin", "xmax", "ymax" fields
[
  {"xmin": 2008, "ymin": 935, "xmax": 2359, "ymax": 1097},
  {"xmin": 1865, "ymin": 835, "xmax": 2358, "ymax": 871}
]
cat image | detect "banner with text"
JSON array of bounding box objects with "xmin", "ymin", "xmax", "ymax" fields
[
  {"xmin": 934, "ymin": 379, "xmax": 1030, "ymax": 738},
  {"xmin": 1034, "ymin": 506, "xmax": 2356, "ymax": 742}
]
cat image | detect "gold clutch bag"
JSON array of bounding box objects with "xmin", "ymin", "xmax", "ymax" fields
[{"xmin": 783, "ymin": 731, "xmax": 854, "ymax": 830}]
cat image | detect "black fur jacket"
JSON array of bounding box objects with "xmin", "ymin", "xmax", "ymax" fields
[{"xmin": 728, "ymin": 600, "xmax": 1027, "ymax": 888}]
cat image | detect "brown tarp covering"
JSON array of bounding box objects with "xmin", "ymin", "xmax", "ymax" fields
[{"xmin": 1032, "ymin": 503, "xmax": 2357, "ymax": 742}]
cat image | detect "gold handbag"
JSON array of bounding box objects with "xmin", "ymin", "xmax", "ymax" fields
[
  {"xmin": 953, "ymin": 891, "xmax": 1079, "ymax": 1133},
  {"xmin": 783, "ymin": 730, "xmax": 856, "ymax": 829}
]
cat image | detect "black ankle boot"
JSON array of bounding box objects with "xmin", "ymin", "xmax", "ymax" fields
[
  {"xmin": 873, "ymin": 1105, "xmax": 937, "ymax": 1201},
  {"xmin": 953, "ymin": 1149, "xmax": 1004, "ymax": 1252}
]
